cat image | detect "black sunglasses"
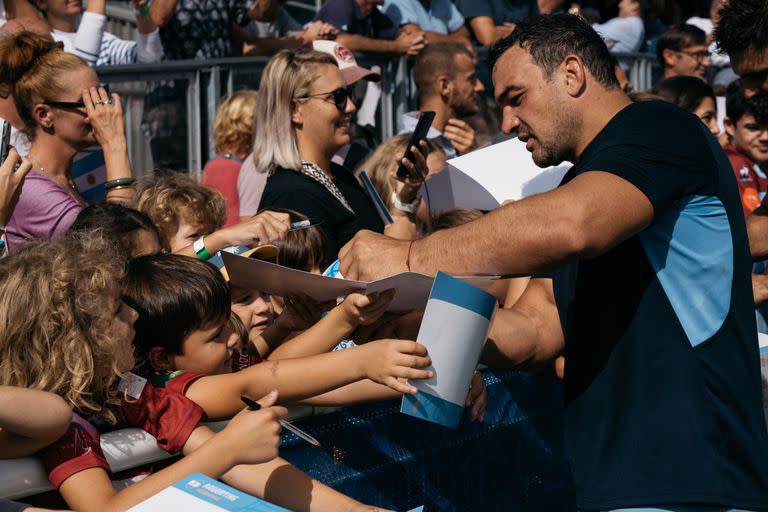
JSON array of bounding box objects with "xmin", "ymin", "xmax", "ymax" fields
[
  {"xmin": 298, "ymin": 86, "xmax": 355, "ymax": 112},
  {"xmin": 42, "ymin": 83, "xmax": 112, "ymax": 109}
]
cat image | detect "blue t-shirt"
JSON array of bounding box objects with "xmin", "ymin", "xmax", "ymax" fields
[
  {"xmin": 383, "ymin": 0, "xmax": 464, "ymax": 34},
  {"xmin": 551, "ymin": 101, "xmax": 768, "ymax": 509},
  {"xmin": 315, "ymin": 0, "xmax": 398, "ymax": 40},
  {"xmin": 454, "ymin": 0, "xmax": 536, "ymax": 25}
]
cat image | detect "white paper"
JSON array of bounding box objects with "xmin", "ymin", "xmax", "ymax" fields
[
  {"xmin": 424, "ymin": 137, "xmax": 570, "ymax": 212},
  {"xmin": 222, "ymin": 252, "xmax": 500, "ymax": 312}
]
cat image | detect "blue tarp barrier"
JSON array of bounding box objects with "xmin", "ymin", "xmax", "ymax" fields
[{"xmin": 280, "ymin": 369, "xmax": 576, "ymax": 511}]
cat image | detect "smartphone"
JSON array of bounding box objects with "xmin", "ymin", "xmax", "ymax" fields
[
  {"xmin": 396, "ymin": 111, "xmax": 436, "ymax": 180},
  {"xmin": 0, "ymin": 121, "xmax": 11, "ymax": 165}
]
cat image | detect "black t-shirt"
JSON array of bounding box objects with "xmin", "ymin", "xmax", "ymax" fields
[
  {"xmin": 553, "ymin": 101, "xmax": 768, "ymax": 509},
  {"xmin": 260, "ymin": 163, "xmax": 385, "ymax": 267}
]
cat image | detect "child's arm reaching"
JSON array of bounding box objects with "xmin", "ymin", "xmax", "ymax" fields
[
  {"xmin": 57, "ymin": 392, "xmax": 287, "ymax": 512},
  {"xmin": 267, "ymin": 290, "xmax": 395, "ymax": 360},
  {"xmin": 0, "ymin": 386, "xmax": 72, "ymax": 458},
  {"xmin": 184, "ymin": 340, "xmax": 433, "ymax": 419},
  {"xmin": 301, "ymin": 370, "xmax": 489, "ymax": 422}
]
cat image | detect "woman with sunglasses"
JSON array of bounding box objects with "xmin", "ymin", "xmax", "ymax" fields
[
  {"xmin": 255, "ymin": 49, "xmax": 427, "ymax": 268},
  {"xmin": 0, "ymin": 32, "xmax": 134, "ymax": 251}
]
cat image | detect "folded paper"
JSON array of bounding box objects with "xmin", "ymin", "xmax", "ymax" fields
[{"xmin": 401, "ymin": 272, "xmax": 496, "ymax": 428}]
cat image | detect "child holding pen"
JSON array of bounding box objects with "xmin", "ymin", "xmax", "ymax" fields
[
  {"xmin": 0, "ymin": 233, "xmax": 393, "ymax": 512},
  {"xmin": 123, "ymin": 253, "xmax": 487, "ymax": 420}
]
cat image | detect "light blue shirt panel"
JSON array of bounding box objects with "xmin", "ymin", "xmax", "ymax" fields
[
  {"xmin": 383, "ymin": 0, "xmax": 464, "ymax": 34},
  {"xmin": 639, "ymin": 195, "xmax": 733, "ymax": 348},
  {"xmin": 592, "ymin": 16, "xmax": 645, "ymax": 53}
]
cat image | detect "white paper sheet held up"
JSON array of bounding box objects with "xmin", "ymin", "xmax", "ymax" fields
[
  {"xmin": 423, "ymin": 137, "xmax": 570, "ymax": 212},
  {"xmin": 222, "ymin": 252, "xmax": 499, "ymax": 312}
]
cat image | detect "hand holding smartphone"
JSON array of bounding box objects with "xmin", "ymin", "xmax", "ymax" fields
[
  {"xmin": 396, "ymin": 111, "xmax": 435, "ymax": 180},
  {"xmin": 0, "ymin": 121, "xmax": 12, "ymax": 166}
]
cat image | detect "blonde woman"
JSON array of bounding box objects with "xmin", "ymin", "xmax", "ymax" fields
[
  {"xmin": 0, "ymin": 32, "xmax": 134, "ymax": 252},
  {"xmin": 202, "ymin": 90, "xmax": 259, "ymax": 227},
  {"xmin": 255, "ymin": 49, "xmax": 428, "ymax": 267}
]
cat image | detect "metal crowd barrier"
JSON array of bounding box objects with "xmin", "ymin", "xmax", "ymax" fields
[
  {"xmin": 96, "ymin": 54, "xmax": 408, "ymax": 179},
  {"xmin": 95, "ymin": 50, "xmax": 656, "ymax": 179}
]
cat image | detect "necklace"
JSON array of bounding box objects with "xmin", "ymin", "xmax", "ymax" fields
[{"xmin": 27, "ymin": 155, "xmax": 84, "ymax": 205}]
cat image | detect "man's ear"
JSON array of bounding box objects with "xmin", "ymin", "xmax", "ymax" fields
[
  {"xmin": 562, "ymin": 55, "xmax": 586, "ymax": 97},
  {"xmin": 148, "ymin": 346, "xmax": 174, "ymax": 371},
  {"xmin": 32, "ymin": 103, "xmax": 53, "ymax": 130},
  {"xmin": 436, "ymin": 75, "xmax": 452, "ymax": 100},
  {"xmin": 661, "ymin": 48, "xmax": 677, "ymax": 68}
]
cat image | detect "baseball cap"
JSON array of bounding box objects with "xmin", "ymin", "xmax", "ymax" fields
[{"xmin": 307, "ymin": 40, "xmax": 381, "ymax": 84}]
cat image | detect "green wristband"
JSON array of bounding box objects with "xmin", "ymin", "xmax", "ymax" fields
[
  {"xmin": 104, "ymin": 177, "xmax": 136, "ymax": 190},
  {"xmin": 193, "ymin": 236, "xmax": 213, "ymax": 261}
]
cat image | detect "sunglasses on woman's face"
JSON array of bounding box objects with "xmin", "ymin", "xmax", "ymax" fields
[
  {"xmin": 298, "ymin": 85, "xmax": 355, "ymax": 112},
  {"xmin": 42, "ymin": 83, "xmax": 112, "ymax": 109}
]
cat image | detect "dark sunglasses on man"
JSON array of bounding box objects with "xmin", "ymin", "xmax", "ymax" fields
[
  {"xmin": 296, "ymin": 85, "xmax": 355, "ymax": 112},
  {"xmin": 42, "ymin": 83, "xmax": 113, "ymax": 109}
]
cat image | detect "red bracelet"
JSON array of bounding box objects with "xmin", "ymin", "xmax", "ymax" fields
[{"xmin": 405, "ymin": 240, "xmax": 415, "ymax": 272}]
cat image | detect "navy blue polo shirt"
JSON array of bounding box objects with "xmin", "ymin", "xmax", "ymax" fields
[
  {"xmin": 552, "ymin": 100, "xmax": 768, "ymax": 510},
  {"xmin": 315, "ymin": 0, "xmax": 398, "ymax": 40}
]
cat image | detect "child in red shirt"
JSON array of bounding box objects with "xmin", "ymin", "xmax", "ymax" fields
[{"xmin": 724, "ymin": 81, "xmax": 768, "ymax": 217}]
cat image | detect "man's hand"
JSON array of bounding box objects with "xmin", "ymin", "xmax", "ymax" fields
[
  {"xmin": 442, "ymin": 118, "xmax": 477, "ymax": 155},
  {"xmin": 301, "ymin": 20, "xmax": 338, "ymax": 42},
  {"xmin": 338, "ymin": 230, "xmax": 410, "ymax": 281},
  {"xmin": 495, "ymin": 22, "xmax": 515, "ymax": 41},
  {"xmin": 393, "ymin": 30, "xmax": 426, "ymax": 55}
]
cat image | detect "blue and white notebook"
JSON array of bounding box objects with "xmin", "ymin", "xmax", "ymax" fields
[
  {"xmin": 128, "ymin": 473, "xmax": 290, "ymax": 511},
  {"xmin": 359, "ymin": 170, "xmax": 393, "ymax": 225},
  {"xmin": 401, "ymin": 272, "xmax": 496, "ymax": 428}
]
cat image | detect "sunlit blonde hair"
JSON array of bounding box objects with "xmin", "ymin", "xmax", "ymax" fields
[
  {"xmin": 251, "ymin": 49, "xmax": 338, "ymax": 174},
  {"xmin": 213, "ymin": 90, "xmax": 259, "ymax": 156},
  {"xmin": 355, "ymin": 134, "xmax": 442, "ymax": 210},
  {"xmin": 0, "ymin": 233, "xmax": 129, "ymax": 424},
  {"xmin": 134, "ymin": 172, "xmax": 227, "ymax": 249},
  {"xmin": 0, "ymin": 31, "xmax": 88, "ymax": 137}
]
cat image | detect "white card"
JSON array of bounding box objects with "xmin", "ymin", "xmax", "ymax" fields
[{"xmin": 117, "ymin": 372, "xmax": 147, "ymax": 400}]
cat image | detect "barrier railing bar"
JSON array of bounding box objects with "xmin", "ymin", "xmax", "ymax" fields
[{"xmin": 187, "ymin": 70, "xmax": 202, "ymax": 177}]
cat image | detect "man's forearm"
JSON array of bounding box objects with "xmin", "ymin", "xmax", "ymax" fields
[
  {"xmin": 149, "ymin": 0, "xmax": 178, "ymax": 28},
  {"xmin": 4, "ymin": 0, "xmax": 39, "ymax": 19},
  {"xmin": 481, "ymin": 279, "xmax": 564, "ymax": 369},
  {"xmin": 335, "ymin": 33, "xmax": 399, "ymax": 53},
  {"xmin": 747, "ymin": 204, "xmax": 768, "ymax": 261},
  {"xmin": 409, "ymin": 192, "xmax": 582, "ymax": 276}
]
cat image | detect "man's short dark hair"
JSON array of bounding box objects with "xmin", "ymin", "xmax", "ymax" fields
[
  {"xmin": 488, "ymin": 13, "xmax": 619, "ymax": 89},
  {"xmin": 715, "ymin": 0, "xmax": 768, "ymax": 58},
  {"xmin": 726, "ymin": 80, "xmax": 768, "ymax": 126},
  {"xmin": 412, "ymin": 41, "xmax": 475, "ymax": 96},
  {"xmin": 656, "ymin": 24, "xmax": 707, "ymax": 66}
]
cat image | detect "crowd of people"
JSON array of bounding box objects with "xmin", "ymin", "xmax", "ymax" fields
[{"xmin": 1, "ymin": 0, "xmax": 768, "ymax": 510}]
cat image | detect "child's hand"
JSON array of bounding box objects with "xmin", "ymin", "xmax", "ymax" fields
[
  {"xmin": 339, "ymin": 290, "xmax": 395, "ymax": 327},
  {"xmin": 220, "ymin": 390, "xmax": 287, "ymax": 465},
  {"xmin": 220, "ymin": 210, "xmax": 291, "ymax": 247},
  {"xmin": 275, "ymin": 295, "xmax": 332, "ymax": 332},
  {"xmin": 465, "ymin": 370, "xmax": 487, "ymax": 422},
  {"xmin": 359, "ymin": 339, "xmax": 432, "ymax": 394}
]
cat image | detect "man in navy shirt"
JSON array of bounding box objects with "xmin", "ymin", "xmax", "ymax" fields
[
  {"xmin": 339, "ymin": 14, "xmax": 768, "ymax": 510},
  {"xmin": 314, "ymin": 0, "xmax": 426, "ymax": 55}
]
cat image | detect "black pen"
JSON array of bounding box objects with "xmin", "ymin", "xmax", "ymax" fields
[{"xmin": 240, "ymin": 395, "xmax": 321, "ymax": 447}]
